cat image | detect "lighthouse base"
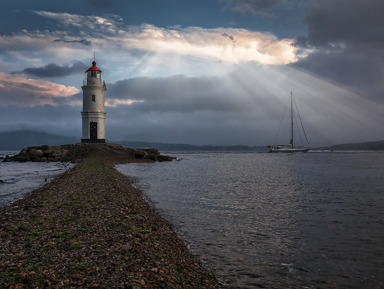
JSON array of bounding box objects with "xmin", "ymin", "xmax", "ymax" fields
[{"xmin": 81, "ymin": 138, "xmax": 106, "ymax": 144}]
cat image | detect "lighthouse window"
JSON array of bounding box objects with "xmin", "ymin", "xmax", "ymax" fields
[{"xmin": 92, "ymin": 95, "xmax": 95, "ymax": 102}]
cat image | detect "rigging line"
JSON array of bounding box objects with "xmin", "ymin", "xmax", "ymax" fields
[
  {"xmin": 273, "ymin": 96, "xmax": 290, "ymax": 145},
  {"xmin": 293, "ymin": 95, "xmax": 310, "ymax": 147},
  {"xmin": 294, "ymin": 111, "xmax": 305, "ymax": 146},
  {"xmin": 291, "ymin": 101, "xmax": 304, "ymax": 146}
]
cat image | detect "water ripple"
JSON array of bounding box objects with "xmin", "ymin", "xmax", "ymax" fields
[{"xmin": 117, "ymin": 152, "xmax": 384, "ymax": 288}]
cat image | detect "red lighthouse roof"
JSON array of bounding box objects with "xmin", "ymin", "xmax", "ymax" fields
[{"xmin": 86, "ymin": 61, "xmax": 102, "ymax": 72}]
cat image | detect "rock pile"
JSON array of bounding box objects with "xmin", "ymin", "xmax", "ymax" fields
[
  {"xmin": 3, "ymin": 143, "xmax": 174, "ymax": 162},
  {"xmin": 6, "ymin": 145, "xmax": 69, "ymax": 162}
]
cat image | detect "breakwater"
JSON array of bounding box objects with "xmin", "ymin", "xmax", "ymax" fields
[{"xmin": 0, "ymin": 147, "xmax": 222, "ymax": 288}]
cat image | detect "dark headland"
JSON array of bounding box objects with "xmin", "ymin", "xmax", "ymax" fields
[{"xmin": 0, "ymin": 143, "xmax": 225, "ymax": 288}]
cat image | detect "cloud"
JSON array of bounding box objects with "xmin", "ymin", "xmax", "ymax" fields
[
  {"xmin": 221, "ymin": 0, "xmax": 280, "ymax": 14},
  {"xmin": 1, "ymin": 6, "xmax": 382, "ymax": 146},
  {"xmin": 17, "ymin": 61, "xmax": 87, "ymax": 78},
  {"xmin": 33, "ymin": 11, "xmax": 122, "ymax": 35},
  {"xmin": 292, "ymin": 47, "xmax": 384, "ymax": 99},
  {"xmin": 107, "ymin": 75, "xmax": 251, "ymax": 113},
  {"xmin": 53, "ymin": 39, "xmax": 91, "ymax": 46},
  {"xmin": 102, "ymin": 64, "xmax": 384, "ymax": 145},
  {"xmin": 0, "ymin": 32, "xmax": 92, "ymax": 72},
  {"xmin": 0, "ymin": 73, "xmax": 80, "ymax": 107},
  {"xmin": 222, "ymin": 32, "xmax": 235, "ymax": 42},
  {"xmin": 118, "ymin": 25, "xmax": 298, "ymax": 64},
  {"xmin": 105, "ymin": 99, "xmax": 143, "ymax": 107},
  {"xmin": 27, "ymin": 11, "xmax": 299, "ymax": 65},
  {"xmin": 292, "ymin": 0, "xmax": 384, "ymax": 101},
  {"xmin": 0, "ymin": 11, "xmax": 302, "ymax": 82},
  {"xmin": 302, "ymin": 0, "xmax": 384, "ymax": 48},
  {"xmin": 1, "ymin": 64, "xmax": 383, "ymax": 146},
  {"xmin": 291, "ymin": 35, "xmax": 309, "ymax": 49}
]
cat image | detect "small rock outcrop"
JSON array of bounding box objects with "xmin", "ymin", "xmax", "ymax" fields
[
  {"xmin": 8, "ymin": 145, "xmax": 69, "ymax": 162},
  {"xmin": 3, "ymin": 143, "xmax": 174, "ymax": 163}
]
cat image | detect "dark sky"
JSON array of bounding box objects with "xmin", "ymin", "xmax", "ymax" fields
[{"xmin": 0, "ymin": 0, "xmax": 383, "ymax": 146}]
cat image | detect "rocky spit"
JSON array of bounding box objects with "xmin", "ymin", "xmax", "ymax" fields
[
  {"xmin": 0, "ymin": 144, "xmax": 224, "ymax": 288},
  {"xmin": 3, "ymin": 143, "xmax": 175, "ymax": 163}
]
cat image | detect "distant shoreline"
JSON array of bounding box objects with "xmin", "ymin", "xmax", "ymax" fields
[{"xmin": 1, "ymin": 130, "xmax": 384, "ymax": 152}]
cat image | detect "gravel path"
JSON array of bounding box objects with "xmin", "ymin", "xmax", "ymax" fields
[{"xmin": 0, "ymin": 156, "xmax": 225, "ymax": 288}]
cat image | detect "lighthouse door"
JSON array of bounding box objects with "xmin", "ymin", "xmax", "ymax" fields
[{"xmin": 90, "ymin": 122, "xmax": 97, "ymax": 140}]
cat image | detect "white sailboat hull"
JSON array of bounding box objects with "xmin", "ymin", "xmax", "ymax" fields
[{"xmin": 269, "ymin": 146, "xmax": 309, "ymax": 153}]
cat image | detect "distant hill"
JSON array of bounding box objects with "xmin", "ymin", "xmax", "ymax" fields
[
  {"xmin": 1, "ymin": 130, "xmax": 383, "ymax": 152},
  {"xmin": 113, "ymin": 141, "xmax": 267, "ymax": 152},
  {"xmin": 115, "ymin": 140, "xmax": 384, "ymax": 152},
  {"xmin": 316, "ymin": 140, "xmax": 384, "ymax": 151},
  {"xmin": 0, "ymin": 131, "xmax": 79, "ymax": 150}
]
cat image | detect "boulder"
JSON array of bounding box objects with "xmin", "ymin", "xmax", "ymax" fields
[
  {"xmin": 13, "ymin": 154, "xmax": 30, "ymax": 162},
  {"xmin": 29, "ymin": 149, "xmax": 44, "ymax": 161},
  {"xmin": 134, "ymin": 149, "xmax": 148, "ymax": 159},
  {"xmin": 41, "ymin": 145, "xmax": 54, "ymax": 151},
  {"xmin": 146, "ymin": 148, "xmax": 161, "ymax": 156},
  {"xmin": 157, "ymin": 155, "xmax": 175, "ymax": 162}
]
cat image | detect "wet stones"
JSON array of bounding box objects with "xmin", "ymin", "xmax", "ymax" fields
[
  {"xmin": 3, "ymin": 144, "xmax": 175, "ymax": 163},
  {"xmin": 3, "ymin": 146, "xmax": 69, "ymax": 162},
  {"xmin": 133, "ymin": 148, "xmax": 174, "ymax": 162}
]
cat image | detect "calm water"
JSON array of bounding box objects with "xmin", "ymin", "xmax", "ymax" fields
[
  {"xmin": 116, "ymin": 151, "xmax": 384, "ymax": 289},
  {"xmin": 0, "ymin": 151, "xmax": 73, "ymax": 207}
]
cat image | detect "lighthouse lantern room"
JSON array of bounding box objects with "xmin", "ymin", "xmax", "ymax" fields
[{"xmin": 81, "ymin": 60, "xmax": 107, "ymax": 143}]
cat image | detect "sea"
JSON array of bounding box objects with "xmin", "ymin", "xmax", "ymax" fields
[
  {"xmin": 116, "ymin": 151, "xmax": 384, "ymax": 289},
  {"xmin": 0, "ymin": 151, "xmax": 73, "ymax": 208}
]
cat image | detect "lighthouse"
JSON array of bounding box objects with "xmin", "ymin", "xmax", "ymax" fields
[{"xmin": 81, "ymin": 60, "xmax": 106, "ymax": 143}]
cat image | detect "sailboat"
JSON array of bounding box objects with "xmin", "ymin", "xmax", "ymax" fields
[{"xmin": 269, "ymin": 92, "xmax": 310, "ymax": 153}]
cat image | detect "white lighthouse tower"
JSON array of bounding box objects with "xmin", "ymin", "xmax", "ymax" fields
[{"xmin": 81, "ymin": 60, "xmax": 106, "ymax": 143}]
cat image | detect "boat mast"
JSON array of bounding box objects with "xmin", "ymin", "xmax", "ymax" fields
[{"xmin": 290, "ymin": 91, "xmax": 294, "ymax": 148}]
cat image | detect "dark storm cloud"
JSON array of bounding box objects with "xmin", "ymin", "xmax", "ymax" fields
[
  {"xmin": 103, "ymin": 62, "xmax": 384, "ymax": 146},
  {"xmin": 108, "ymin": 75, "xmax": 257, "ymax": 113},
  {"xmin": 18, "ymin": 61, "xmax": 87, "ymax": 78},
  {"xmin": 1, "ymin": 63, "xmax": 383, "ymax": 146},
  {"xmin": 292, "ymin": 0, "xmax": 384, "ymax": 101},
  {"xmin": 302, "ymin": 0, "xmax": 384, "ymax": 48},
  {"xmin": 291, "ymin": 35, "xmax": 308, "ymax": 48},
  {"xmin": 102, "ymin": 70, "xmax": 289, "ymax": 144},
  {"xmin": 293, "ymin": 47, "xmax": 384, "ymax": 98},
  {"xmin": 222, "ymin": 32, "xmax": 235, "ymax": 42},
  {"xmin": 0, "ymin": 0, "xmax": 382, "ymax": 146},
  {"xmin": 53, "ymin": 39, "xmax": 91, "ymax": 46},
  {"xmin": 0, "ymin": 32, "xmax": 13, "ymax": 37}
]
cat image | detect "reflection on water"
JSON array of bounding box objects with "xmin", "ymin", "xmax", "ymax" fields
[
  {"xmin": 116, "ymin": 152, "xmax": 384, "ymax": 288},
  {"xmin": 0, "ymin": 159, "xmax": 73, "ymax": 207}
]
